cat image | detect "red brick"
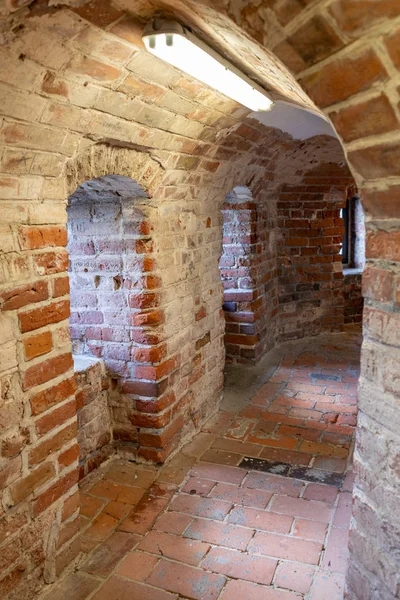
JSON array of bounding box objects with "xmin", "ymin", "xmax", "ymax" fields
[
  {"xmin": 82, "ymin": 531, "xmax": 140, "ymax": 578},
  {"xmin": 181, "ymin": 477, "xmax": 216, "ymax": 497},
  {"xmin": 244, "ymin": 471, "xmax": 304, "ymax": 496},
  {"xmin": 190, "ymin": 463, "xmax": 245, "ymax": 484},
  {"xmin": 19, "ymin": 226, "xmax": 67, "ymax": 250},
  {"xmin": 80, "ymin": 494, "xmax": 105, "ymax": 518},
  {"xmin": 221, "ymin": 579, "xmax": 298, "ymax": 600},
  {"xmin": 154, "ymin": 512, "xmax": 192, "ymax": 535},
  {"xmin": 119, "ymin": 495, "xmax": 170, "ymax": 535},
  {"xmin": 249, "ymin": 530, "xmax": 322, "ymax": 564},
  {"xmin": 209, "ymin": 482, "xmax": 272, "ymax": 508},
  {"xmin": 30, "ymin": 421, "xmax": 77, "ymax": 465},
  {"xmin": 19, "ymin": 299, "xmax": 70, "ymax": 333},
  {"xmin": 92, "ymin": 576, "xmax": 177, "ymax": 600},
  {"xmin": 138, "ymin": 416, "xmax": 183, "ymax": 449},
  {"xmin": 68, "ymin": 55, "xmax": 122, "ymax": 81},
  {"xmin": 287, "ymin": 15, "xmax": 343, "ymax": 67},
  {"xmin": 300, "ymin": 49, "xmax": 387, "ymax": 109},
  {"xmin": 133, "ymin": 343, "xmax": 167, "ymax": 363},
  {"xmin": 271, "ymin": 495, "xmax": 333, "ymax": 523},
  {"xmin": 362, "ymin": 265, "xmax": 394, "ymax": 302},
  {"xmin": 53, "ymin": 276, "xmax": 70, "ymax": 298},
  {"xmin": 203, "ymin": 546, "xmax": 277, "ymax": 585},
  {"xmin": 59, "ymin": 443, "xmax": 79, "ymax": 468},
  {"xmin": 1, "ymin": 280, "xmax": 48, "ymax": 311},
  {"xmin": 184, "ymin": 517, "xmax": 254, "ymax": 551},
  {"xmin": 23, "ymin": 330, "xmax": 53, "ymax": 361},
  {"xmin": 147, "ymin": 559, "xmax": 226, "ymax": 600},
  {"xmin": 275, "ymin": 561, "xmax": 316, "ymax": 594},
  {"xmin": 116, "ymin": 551, "xmax": 159, "ymax": 581},
  {"xmin": 11, "ymin": 462, "xmax": 55, "ymax": 504},
  {"xmin": 81, "ymin": 513, "xmax": 118, "ymax": 544},
  {"xmin": 200, "ymin": 448, "xmax": 242, "ymax": 466},
  {"xmin": 62, "ymin": 491, "xmax": 80, "ymax": 521},
  {"xmin": 138, "ymin": 531, "xmax": 210, "ymax": 565},
  {"xmin": 169, "ymin": 495, "xmax": 232, "ymax": 521},
  {"xmin": 35, "ymin": 398, "xmax": 76, "ymax": 436},
  {"xmin": 121, "ymin": 379, "xmax": 166, "ymax": 397},
  {"xmin": 329, "ymin": 0, "xmax": 400, "ymax": 35},
  {"xmin": 293, "ymin": 518, "xmax": 328, "ymax": 542},
  {"xmin": 30, "ymin": 377, "xmax": 76, "ymax": 415},
  {"xmin": 23, "ymin": 353, "xmax": 73, "ymax": 390},
  {"xmin": 349, "ymin": 140, "xmax": 400, "ymax": 179},
  {"xmin": 228, "ymin": 505, "xmax": 293, "ymax": 533},
  {"xmin": 330, "ymin": 94, "xmax": 399, "ymax": 142},
  {"xmin": 34, "ymin": 467, "xmax": 78, "ymax": 515},
  {"xmin": 303, "ymin": 483, "xmax": 338, "ymax": 505}
]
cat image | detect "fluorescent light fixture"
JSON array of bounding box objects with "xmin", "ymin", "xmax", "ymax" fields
[{"xmin": 142, "ymin": 20, "xmax": 274, "ymax": 112}]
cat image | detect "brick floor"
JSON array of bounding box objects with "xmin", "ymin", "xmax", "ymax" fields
[{"xmin": 38, "ymin": 329, "xmax": 361, "ymax": 600}]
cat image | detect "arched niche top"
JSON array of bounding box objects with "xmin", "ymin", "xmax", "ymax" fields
[
  {"xmin": 225, "ymin": 186, "xmax": 254, "ymax": 205},
  {"xmin": 65, "ymin": 143, "xmax": 165, "ymax": 199},
  {"xmin": 68, "ymin": 175, "xmax": 148, "ymax": 205}
]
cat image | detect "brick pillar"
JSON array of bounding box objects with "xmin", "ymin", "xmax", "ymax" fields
[{"xmin": 219, "ymin": 187, "xmax": 275, "ymax": 362}]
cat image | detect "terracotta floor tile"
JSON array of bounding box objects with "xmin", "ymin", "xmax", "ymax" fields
[
  {"xmin": 244, "ymin": 472, "xmax": 304, "ymax": 497},
  {"xmin": 153, "ymin": 511, "xmax": 192, "ymax": 535},
  {"xmin": 292, "ymin": 518, "xmax": 328, "ymax": 542},
  {"xmin": 274, "ymin": 561, "xmax": 316, "ymax": 594},
  {"xmin": 308, "ymin": 570, "xmax": 345, "ymax": 600},
  {"xmin": 41, "ymin": 573, "xmax": 100, "ymax": 600},
  {"xmin": 147, "ymin": 559, "xmax": 226, "ymax": 600},
  {"xmin": 116, "ymin": 551, "xmax": 159, "ymax": 581},
  {"xmin": 190, "ymin": 463, "xmax": 246, "ymax": 484},
  {"xmin": 80, "ymin": 493, "xmax": 105, "ymax": 518},
  {"xmin": 181, "ymin": 477, "xmax": 216, "ymax": 497},
  {"xmin": 211, "ymin": 437, "xmax": 263, "ymax": 457},
  {"xmin": 270, "ymin": 495, "xmax": 333, "ymax": 523},
  {"xmin": 137, "ymin": 530, "xmax": 210, "ymax": 565},
  {"xmin": 321, "ymin": 527, "xmax": 349, "ymax": 572},
  {"xmin": 169, "ymin": 494, "xmax": 232, "ymax": 521},
  {"xmin": 220, "ymin": 579, "xmax": 300, "ymax": 599},
  {"xmin": 249, "ymin": 531, "xmax": 323, "ymax": 564},
  {"xmin": 82, "ymin": 531, "xmax": 140, "ymax": 577},
  {"xmin": 228, "ymin": 506, "xmax": 293, "ymax": 534},
  {"xmin": 44, "ymin": 331, "xmax": 360, "ymax": 600},
  {"xmin": 92, "ymin": 575, "xmax": 178, "ymax": 600},
  {"xmin": 209, "ymin": 482, "xmax": 272, "ymax": 508},
  {"xmin": 202, "ymin": 546, "xmax": 277, "ymax": 585},
  {"xmin": 81, "ymin": 512, "xmax": 119, "ymax": 544},
  {"xmin": 119, "ymin": 495, "xmax": 170, "ymax": 535},
  {"xmin": 184, "ymin": 517, "xmax": 254, "ymax": 551},
  {"xmin": 200, "ymin": 448, "xmax": 243, "ymax": 466}
]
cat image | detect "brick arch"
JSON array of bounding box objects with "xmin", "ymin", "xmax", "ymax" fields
[
  {"xmin": 65, "ymin": 143, "xmax": 165, "ymax": 199},
  {"xmin": 64, "ymin": 144, "xmax": 185, "ymax": 466}
]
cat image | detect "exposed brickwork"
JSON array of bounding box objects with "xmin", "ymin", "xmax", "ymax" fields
[
  {"xmin": 277, "ymin": 162, "xmax": 353, "ymax": 340},
  {"xmin": 0, "ymin": 0, "xmax": 399, "ymax": 598}
]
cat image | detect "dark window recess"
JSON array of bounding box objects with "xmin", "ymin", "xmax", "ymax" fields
[{"xmin": 342, "ymin": 199, "xmax": 349, "ymax": 265}]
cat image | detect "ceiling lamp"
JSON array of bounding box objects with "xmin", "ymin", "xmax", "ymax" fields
[{"xmin": 142, "ymin": 20, "xmax": 274, "ymax": 112}]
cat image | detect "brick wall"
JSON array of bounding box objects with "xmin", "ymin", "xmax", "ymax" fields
[
  {"xmin": 74, "ymin": 356, "xmax": 112, "ymax": 480},
  {"xmin": 343, "ymin": 272, "xmax": 363, "ymax": 325},
  {"xmin": 277, "ymin": 162, "xmax": 353, "ymax": 340},
  {"xmin": 220, "ymin": 187, "xmax": 278, "ymax": 363}
]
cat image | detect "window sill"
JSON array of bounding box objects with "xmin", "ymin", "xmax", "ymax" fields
[{"xmin": 343, "ymin": 267, "xmax": 363, "ymax": 277}]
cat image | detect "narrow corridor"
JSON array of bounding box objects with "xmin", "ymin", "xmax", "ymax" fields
[{"xmin": 41, "ymin": 328, "xmax": 361, "ymax": 600}]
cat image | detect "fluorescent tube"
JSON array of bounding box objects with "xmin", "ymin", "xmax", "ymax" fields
[{"xmin": 142, "ymin": 20, "xmax": 273, "ymax": 112}]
